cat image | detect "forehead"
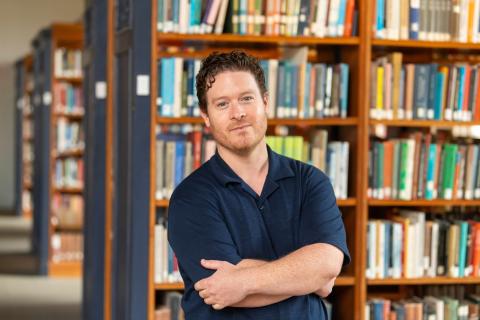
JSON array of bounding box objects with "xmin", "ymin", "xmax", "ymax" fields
[{"xmin": 207, "ymin": 70, "xmax": 260, "ymax": 99}]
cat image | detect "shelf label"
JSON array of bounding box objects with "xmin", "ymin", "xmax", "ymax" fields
[
  {"xmin": 43, "ymin": 91, "xmax": 52, "ymax": 106},
  {"xmin": 136, "ymin": 75, "xmax": 150, "ymax": 96},
  {"xmin": 95, "ymin": 81, "xmax": 107, "ymax": 99}
]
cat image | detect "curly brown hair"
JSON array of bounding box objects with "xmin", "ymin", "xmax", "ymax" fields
[{"xmin": 195, "ymin": 50, "xmax": 267, "ymax": 114}]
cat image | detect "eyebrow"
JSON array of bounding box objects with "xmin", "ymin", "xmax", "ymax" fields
[{"xmin": 211, "ymin": 91, "xmax": 255, "ymax": 104}]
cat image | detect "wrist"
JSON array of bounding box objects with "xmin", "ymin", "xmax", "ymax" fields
[{"xmin": 238, "ymin": 265, "xmax": 260, "ymax": 296}]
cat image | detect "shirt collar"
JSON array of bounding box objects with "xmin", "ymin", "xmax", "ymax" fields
[{"xmin": 210, "ymin": 145, "xmax": 295, "ymax": 187}]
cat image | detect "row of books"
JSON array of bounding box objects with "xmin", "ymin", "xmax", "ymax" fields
[
  {"xmin": 51, "ymin": 194, "xmax": 83, "ymax": 229},
  {"xmin": 50, "ymin": 233, "xmax": 83, "ymax": 263},
  {"xmin": 54, "ymin": 158, "xmax": 84, "ymax": 189},
  {"xmin": 158, "ymin": 57, "xmax": 350, "ymax": 119},
  {"xmin": 373, "ymin": 0, "xmax": 480, "ymax": 42},
  {"xmin": 367, "ymin": 211, "xmax": 480, "ymax": 280},
  {"xmin": 154, "ymin": 221, "xmax": 182, "ymax": 284},
  {"xmin": 55, "ymin": 118, "xmax": 85, "ymax": 153},
  {"xmin": 157, "ymin": 0, "xmax": 357, "ymax": 37},
  {"xmin": 54, "ymin": 82, "xmax": 84, "ymax": 115},
  {"xmin": 266, "ymin": 133, "xmax": 349, "ymax": 199},
  {"xmin": 366, "ymin": 294, "xmax": 480, "ymax": 320},
  {"xmin": 54, "ymin": 48, "xmax": 82, "ymax": 78},
  {"xmin": 155, "ymin": 292, "xmax": 184, "ymax": 320},
  {"xmin": 368, "ymin": 134, "xmax": 480, "ymax": 201},
  {"xmin": 155, "ymin": 127, "xmax": 216, "ymax": 200},
  {"xmin": 371, "ymin": 53, "xmax": 480, "ymax": 121}
]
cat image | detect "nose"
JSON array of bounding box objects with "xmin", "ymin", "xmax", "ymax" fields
[{"xmin": 230, "ymin": 101, "xmax": 246, "ymax": 120}]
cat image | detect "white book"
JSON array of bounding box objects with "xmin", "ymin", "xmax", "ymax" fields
[
  {"xmin": 214, "ymin": 0, "xmax": 229, "ymax": 34},
  {"xmin": 268, "ymin": 59, "xmax": 278, "ymax": 119},
  {"xmin": 367, "ymin": 221, "xmax": 377, "ymax": 279},
  {"xmin": 314, "ymin": 0, "xmax": 329, "ymax": 37},
  {"xmin": 173, "ymin": 58, "xmax": 183, "ymax": 117},
  {"xmin": 154, "ymin": 224, "xmax": 163, "ymax": 283},
  {"xmin": 430, "ymin": 221, "xmax": 439, "ymax": 277},
  {"xmin": 178, "ymin": 0, "xmax": 189, "ymax": 34},
  {"xmin": 327, "ymin": 0, "xmax": 341, "ymax": 37},
  {"xmin": 377, "ymin": 221, "xmax": 385, "ymax": 278}
]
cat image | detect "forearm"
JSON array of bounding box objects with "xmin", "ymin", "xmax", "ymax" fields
[
  {"xmin": 230, "ymin": 259, "xmax": 291, "ymax": 307},
  {"xmin": 241, "ymin": 243, "xmax": 343, "ymax": 297}
]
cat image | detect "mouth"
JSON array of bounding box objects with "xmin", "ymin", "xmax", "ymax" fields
[{"xmin": 230, "ymin": 124, "xmax": 251, "ymax": 132}]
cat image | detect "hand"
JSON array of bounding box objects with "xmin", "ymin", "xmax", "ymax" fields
[{"xmin": 194, "ymin": 259, "xmax": 249, "ymax": 310}]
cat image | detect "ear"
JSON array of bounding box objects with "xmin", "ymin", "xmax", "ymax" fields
[
  {"xmin": 263, "ymin": 92, "xmax": 269, "ymax": 115},
  {"xmin": 200, "ymin": 109, "xmax": 211, "ymax": 127}
]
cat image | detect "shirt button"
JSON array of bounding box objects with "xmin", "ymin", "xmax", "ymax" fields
[{"xmin": 259, "ymin": 205, "xmax": 264, "ymax": 210}]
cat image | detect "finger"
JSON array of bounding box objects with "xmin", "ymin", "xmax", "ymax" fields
[
  {"xmin": 204, "ymin": 297, "xmax": 215, "ymax": 305},
  {"xmin": 201, "ymin": 259, "xmax": 228, "ymax": 270},
  {"xmin": 198, "ymin": 290, "xmax": 208, "ymax": 299},
  {"xmin": 212, "ymin": 304, "xmax": 224, "ymax": 310},
  {"xmin": 194, "ymin": 280, "xmax": 207, "ymax": 291}
]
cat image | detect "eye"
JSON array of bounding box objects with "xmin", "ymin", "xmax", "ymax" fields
[
  {"xmin": 240, "ymin": 96, "xmax": 254, "ymax": 103},
  {"xmin": 216, "ymin": 101, "xmax": 229, "ymax": 109}
]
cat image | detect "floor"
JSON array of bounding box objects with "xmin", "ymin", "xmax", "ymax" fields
[{"xmin": 0, "ymin": 213, "xmax": 82, "ymax": 320}]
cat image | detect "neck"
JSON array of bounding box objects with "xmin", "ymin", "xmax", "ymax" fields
[{"xmin": 217, "ymin": 140, "xmax": 269, "ymax": 179}]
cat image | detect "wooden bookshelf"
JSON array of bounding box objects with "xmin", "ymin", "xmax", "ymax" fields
[
  {"xmin": 55, "ymin": 113, "xmax": 84, "ymax": 121},
  {"xmin": 31, "ymin": 23, "xmax": 85, "ymax": 277},
  {"xmin": 370, "ymin": 119, "xmax": 480, "ymax": 128},
  {"xmin": 367, "ymin": 277, "xmax": 480, "ymax": 286},
  {"xmin": 369, "ymin": 199, "xmax": 480, "ymax": 207},
  {"xmin": 372, "ymin": 39, "xmax": 480, "ymax": 51}
]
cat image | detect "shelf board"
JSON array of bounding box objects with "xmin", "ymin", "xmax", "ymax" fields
[
  {"xmin": 53, "ymin": 224, "xmax": 83, "ymax": 233},
  {"xmin": 23, "ymin": 136, "xmax": 33, "ymax": 142},
  {"xmin": 54, "ymin": 149, "xmax": 84, "ymax": 158},
  {"xmin": 155, "ymin": 276, "xmax": 355, "ymax": 291},
  {"xmin": 372, "ymin": 39, "xmax": 480, "ymax": 50},
  {"xmin": 49, "ymin": 261, "xmax": 82, "ymax": 277},
  {"xmin": 55, "ymin": 112, "xmax": 84, "ymax": 120},
  {"xmin": 367, "ymin": 277, "xmax": 480, "ymax": 285},
  {"xmin": 368, "ymin": 199, "xmax": 480, "ymax": 207},
  {"xmin": 156, "ymin": 198, "xmax": 357, "ymax": 208},
  {"xmin": 156, "ymin": 116, "xmax": 358, "ymax": 126},
  {"xmin": 24, "ymin": 182, "xmax": 32, "ymax": 190},
  {"xmin": 54, "ymin": 187, "xmax": 83, "ymax": 194},
  {"xmin": 157, "ymin": 33, "xmax": 360, "ymax": 46},
  {"xmin": 370, "ymin": 119, "xmax": 480, "ymax": 128},
  {"xmin": 55, "ymin": 76, "xmax": 83, "ymax": 84}
]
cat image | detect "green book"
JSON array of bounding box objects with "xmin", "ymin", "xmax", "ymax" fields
[{"xmin": 399, "ymin": 140, "xmax": 409, "ymax": 200}]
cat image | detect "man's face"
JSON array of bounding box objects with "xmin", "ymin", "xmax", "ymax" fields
[{"xmin": 201, "ymin": 70, "xmax": 268, "ymax": 155}]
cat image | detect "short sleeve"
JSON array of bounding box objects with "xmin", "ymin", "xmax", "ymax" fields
[
  {"xmin": 167, "ymin": 188, "xmax": 242, "ymax": 284},
  {"xmin": 299, "ymin": 168, "xmax": 351, "ymax": 266}
]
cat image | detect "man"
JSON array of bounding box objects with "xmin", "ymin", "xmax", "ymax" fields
[{"xmin": 168, "ymin": 51, "xmax": 350, "ymax": 319}]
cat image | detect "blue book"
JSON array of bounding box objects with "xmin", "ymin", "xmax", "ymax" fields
[
  {"xmin": 376, "ymin": 0, "xmax": 385, "ymax": 38},
  {"xmin": 433, "ymin": 71, "xmax": 445, "ymax": 120},
  {"xmin": 372, "ymin": 300, "xmax": 384, "ymax": 320},
  {"xmin": 291, "ymin": 65, "xmax": 299, "ymax": 118},
  {"xmin": 427, "ymin": 64, "xmax": 438, "ymax": 120},
  {"xmin": 157, "ymin": 60, "xmax": 162, "ymax": 115},
  {"xmin": 339, "ymin": 63, "xmax": 350, "ymax": 118},
  {"xmin": 337, "ymin": 0, "xmax": 347, "ymax": 36},
  {"xmin": 172, "ymin": 0, "xmax": 179, "ymax": 32},
  {"xmin": 239, "ymin": 0, "xmax": 247, "ymax": 35},
  {"xmin": 190, "ymin": 0, "xmax": 201, "ymax": 32},
  {"xmin": 413, "ymin": 64, "xmax": 429, "ymax": 119},
  {"xmin": 186, "ymin": 60, "xmax": 195, "ymax": 116},
  {"xmin": 276, "ymin": 64, "xmax": 286, "ymax": 118},
  {"xmin": 304, "ymin": 63, "xmax": 312, "ymax": 118},
  {"xmin": 458, "ymin": 221, "xmax": 469, "ymax": 277},
  {"xmin": 409, "ymin": 0, "xmax": 420, "ymax": 39},
  {"xmin": 284, "ymin": 63, "xmax": 293, "ymax": 118},
  {"xmin": 456, "ymin": 65, "xmax": 466, "ymax": 120},
  {"xmin": 174, "ymin": 140, "xmax": 185, "ymax": 188},
  {"xmin": 157, "ymin": 0, "xmax": 164, "ymax": 31},
  {"xmin": 298, "ymin": 0, "xmax": 310, "ymax": 35},
  {"xmin": 161, "ymin": 58, "xmax": 175, "ymax": 117}
]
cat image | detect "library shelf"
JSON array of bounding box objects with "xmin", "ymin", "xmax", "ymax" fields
[
  {"xmin": 54, "ymin": 149, "xmax": 84, "ymax": 159},
  {"xmin": 154, "ymin": 276, "xmax": 356, "ymax": 291},
  {"xmin": 372, "ymin": 39, "xmax": 480, "ymax": 51},
  {"xmin": 53, "ymin": 224, "xmax": 83, "ymax": 233},
  {"xmin": 156, "ymin": 116, "xmax": 359, "ymax": 126},
  {"xmin": 155, "ymin": 198, "xmax": 357, "ymax": 208},
  {"xmin": 54, "ymin": 187, "xmax": 84, "ymax": 194},
  {"xmin": 367, "ymin": 277, "xmax": 480, "ymax": 286},
  {"xmin": 157, "ymin": 34, "xmax": 360, "ymax": 47},
  {"xmin": 55, "ymin": 113, "xmax": 84, "ymax": 121},
  {"xmin": 369, "ymin": 119, "xmax": 480, "ymax": 128},
  {"xmin": 55, "ymin": 76, "xmax": 83, "ymax": 85},
  {"xmin": 368, "ymin": 199, "xmax": 480, "ymax": 207},
  {"xmin": 48, "ymin": 261, "xmax": 82, "ymax": 277}
]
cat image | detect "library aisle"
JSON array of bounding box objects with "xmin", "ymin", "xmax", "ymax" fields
[{"xmin": 0, "ymin": 213, "xmax": 81, "ymax": 320}]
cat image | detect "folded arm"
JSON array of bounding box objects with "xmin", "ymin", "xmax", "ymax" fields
[{"xmin": 195, "ymin": 243, "xmax": 343, "ymax": 309}]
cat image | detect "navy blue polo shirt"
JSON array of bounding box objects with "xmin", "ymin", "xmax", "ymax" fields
[{"xmin": 168, "ymin": 146, "xmax": 350, "ymax": 320}]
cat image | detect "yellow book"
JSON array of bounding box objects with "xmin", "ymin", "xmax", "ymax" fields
[{"xmin": 376, "ymin": 64, "xmax": 385, "ymax": 119}]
